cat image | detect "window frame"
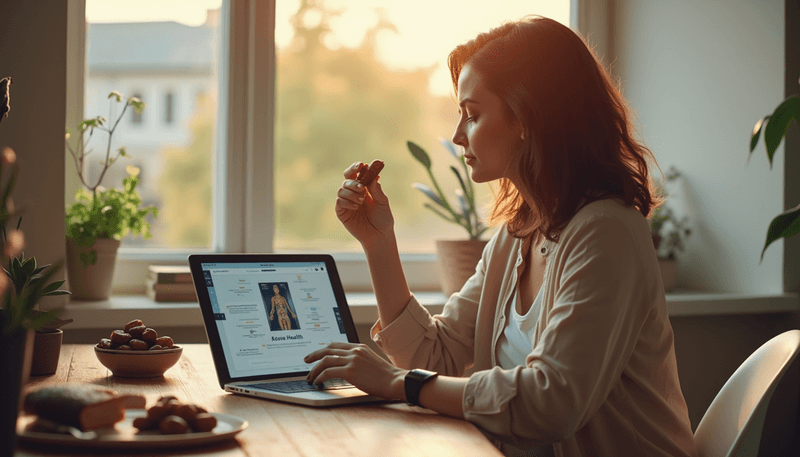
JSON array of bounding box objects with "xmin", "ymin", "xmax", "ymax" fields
[
  {"xmin": 164, "ymin": 91, "xmax": 175, "ymax": 125},
  {"xmin": 83, "ymin": 0, "xmax": 583, "ymax": 296}
]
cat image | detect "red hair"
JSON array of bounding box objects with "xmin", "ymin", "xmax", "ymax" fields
[{"xmin": 448, "ymin": 16, "xmax": 661, "ymax": 240}]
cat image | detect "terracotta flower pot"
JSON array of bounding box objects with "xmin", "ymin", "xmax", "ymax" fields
[
  {"xmin": 66, "ymin": 237, "xmax": 121, "ymax": 300},
  {"xmin": 30, "ymin": 329, "xmax": 63, "ymax": 376},
  {"xmin": 435, "ymin": 239, "xmax": 489, "ymax": 296}
]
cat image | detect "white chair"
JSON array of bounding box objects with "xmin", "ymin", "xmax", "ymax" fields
[{"xmin": 694, "ymin": 329, "xmax": 800, "ymax": 457}]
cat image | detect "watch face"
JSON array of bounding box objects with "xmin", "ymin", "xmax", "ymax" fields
[{"xmin": 409, "ymin": 369, "xmax": 436, "ymax": 380}]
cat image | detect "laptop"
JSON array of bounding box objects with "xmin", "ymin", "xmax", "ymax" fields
[{"xmin": 188, "ymin": 253, "xmax": 385, "ymax": 407}]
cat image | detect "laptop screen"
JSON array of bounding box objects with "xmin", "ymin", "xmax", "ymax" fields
[{"xmin": 198, "ymin": 259, "xmax": 350, "ymax": 379}]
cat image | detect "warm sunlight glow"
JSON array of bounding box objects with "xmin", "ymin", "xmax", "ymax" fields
[
  {"xmin": 88, "ymin": 1, "xmax": 570, "ymax": 97},
  {"xmin": 277, "ymin": 0, "xmax": 570, "ymax": 96},
  {"xmin": 85, "ymin": 0, "xmax": 223, "ymax": 26}
]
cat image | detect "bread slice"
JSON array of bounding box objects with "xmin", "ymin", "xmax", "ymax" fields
[{"xmin": 24, "ymin": 385, "xmax": 146, "ymax": 430}]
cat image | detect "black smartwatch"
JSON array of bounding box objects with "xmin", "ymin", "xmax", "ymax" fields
[{"xmin": 404, "ymin": 369, "xmax": 438, "ymax": 407}]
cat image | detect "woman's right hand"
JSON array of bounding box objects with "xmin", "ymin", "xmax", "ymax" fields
[{"xmin": 335, "ymin": 161, "xmax": 395, "ymax": 246}]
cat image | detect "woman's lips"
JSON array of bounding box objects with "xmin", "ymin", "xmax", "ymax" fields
[{"xmin": 464, "ymin": 155, "xmax": 475, "ymax": 164}]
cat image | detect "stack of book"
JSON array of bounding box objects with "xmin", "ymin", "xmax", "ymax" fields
[{"xmin": 146, "ymin": 265, "xmax": 196, "ymax": 302}]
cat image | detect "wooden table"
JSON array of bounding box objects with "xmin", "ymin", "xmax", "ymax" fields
[{"xmin": 16, "ymin": 344, "xmax": 503, "ymax": 457}]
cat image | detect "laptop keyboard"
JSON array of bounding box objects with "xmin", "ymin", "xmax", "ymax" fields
[{"xmin": 248, "ymin": 379, "xmax": 353, "ymax": 393}]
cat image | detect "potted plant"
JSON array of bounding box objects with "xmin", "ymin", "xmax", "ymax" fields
[
  {"xmin": 749, "ymin": 76, "xmax": 800, "ymax": 261},
  {"xmin": 64, "ymin": 91, "xmax": 157, "ymax": 300},
  {"xmin": 649, "ymin": 167, "xmax": 692, "ymax": 291},
  {"xmin": 408, "ymin": 139, "xmax": 489, "ymax": 295},
  {"xmin": 0, "ymin": 76, "xmax": 63, "ymax": 456},
  {"xmin": 4, "ymin": 227, "xmax": 72, "ymax": 375}
]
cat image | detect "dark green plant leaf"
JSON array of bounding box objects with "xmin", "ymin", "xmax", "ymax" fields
[
  {"xmin": 764, "ymin": 96, "xmax": 800, "ymax": 167},
  {"xmin": 40, "ymin": 279, "xmax": 67, "ymax": 295},
  {"xmin": 450, "ymin": 165, "xmax": 472, "ymax": 207},
  {"xmin": 22, "ymin": 257, "xmax": 37, "ymax": 277},
  {"xmin": 11, "ymin": 255, "xmax": 23, "ymax": 275},
  {"xmin": 407, "ymin": 141, "xmax": 431, "ymax": 169},
  {"xmin": 761, "ymin": 203, "xmax": 800, "ymax": 262},
  {"xmin": 43, "ymin": 290, "xmax": 71, "ymax": 297},
  {"xmin": 25, "ymin": 308, "xmax": 63, "ymax": 332}
]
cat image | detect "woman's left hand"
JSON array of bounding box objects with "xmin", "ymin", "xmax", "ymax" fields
[{"xmin": 304, "ymin": 342, "xmax": 407, "ymax": 401}]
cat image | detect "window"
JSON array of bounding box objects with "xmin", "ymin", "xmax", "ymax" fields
[
  {"xmin": 75, "ymin": 0, "xmax": 571, "ymax": 294},
  {"xmin": 273, "ymin": 0, "xmax": 571, "ymax": 254},
  {"xmin": 130, "ymin": 92, "xmax": 144, "ymax": 125},
  {"xmin": 83, "ymin": 1, "xmax": 220, "ymax": 252},
  {"xmin": 164, "ymin": 91, "xmax": 175, "ymax": 125}
]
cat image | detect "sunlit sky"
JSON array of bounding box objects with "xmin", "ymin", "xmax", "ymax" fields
[{"xmin": 86, "ymin": 0, "xmax": 570, "ymax": 96}]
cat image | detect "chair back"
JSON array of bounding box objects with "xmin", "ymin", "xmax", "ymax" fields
[{"xmin": 694, "ymin": 329, "xmax": 800, "ymax": 457}]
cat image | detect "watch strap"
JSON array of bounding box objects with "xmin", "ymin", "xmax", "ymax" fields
[{"xmin": 405, "ymin": 369, "xmax": 438, "ymax": 407}]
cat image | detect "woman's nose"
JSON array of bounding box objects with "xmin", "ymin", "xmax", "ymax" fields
[{"xmin": 451, "ymin": 125, "xmax": 466, "ymax": 148}]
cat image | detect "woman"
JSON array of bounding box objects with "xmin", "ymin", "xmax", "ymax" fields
[{"xmin": 304, "ymin": 16, "xmax": 696, "ymax": 457}]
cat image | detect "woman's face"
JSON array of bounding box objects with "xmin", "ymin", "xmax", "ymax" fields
[
  {"xmin": 451, "ymin": 63, "xmax": 524, "ymax": 184},
  {"xmin": 273, "ymin": 285, "xmax": 279, "ymax": 294}
]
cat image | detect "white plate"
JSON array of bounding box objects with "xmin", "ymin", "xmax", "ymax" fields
[{"xmin": 17, "ymin": 410, "xmax": 248, "ymax": 450}]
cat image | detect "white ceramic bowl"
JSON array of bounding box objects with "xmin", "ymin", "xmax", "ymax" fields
[{"xmin": 94, "ymin": 346, "xmax": 183, "ymax": 377}]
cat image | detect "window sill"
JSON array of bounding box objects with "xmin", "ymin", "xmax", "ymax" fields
[{"xmin": 61, "ymin": 291, "xmax": 800, "ymax": 330}]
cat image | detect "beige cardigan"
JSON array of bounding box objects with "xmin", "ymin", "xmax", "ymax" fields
[{"xmin": 372, "ymin": 199, "xmax": 697, "ymax": 457}]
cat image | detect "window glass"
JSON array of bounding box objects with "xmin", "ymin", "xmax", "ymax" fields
[
  {"xmin": 82, "ymin": 0, "xmax": 222, "ymax": 249},
  {"xmin": 274, "ymin": 0, "xmax": 570, "ymax": 254},
  {"xmin": 164, "ymin": 91, "xmax": 175, "ymax": 125}
]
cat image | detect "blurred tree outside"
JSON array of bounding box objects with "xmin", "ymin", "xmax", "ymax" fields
[
  {"xmin": 157, "ymin": 93, "xmax": 214, "ymax": 248},
  {"xmin": 158, "ymin": 0, "xmax": 495, "ymax": 252},
  {"xmin": 275, "ymin": 0, "xmax": 493, "ymax": 253}
]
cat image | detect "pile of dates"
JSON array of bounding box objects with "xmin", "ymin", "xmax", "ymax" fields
[{"xmin": 96, "ymin": 319, "xmax": 176, "ymax": 351}]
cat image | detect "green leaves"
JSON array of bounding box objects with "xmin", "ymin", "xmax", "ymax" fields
[
  {"xmin": 65, "ymin": 167, "xmax": 157, "ymax": 259},
  {"xmin": 761, "ymin": 96, "xmax": 800, "ymax": 167},
  {"xmin": 407, "ymin": 141, "xmax": 432, "ymax": 169},
  {"xmin": 750, "ymin": 92, "xmax": 800, "ymax": 260},
  {"xmin": 761, "ymin": 204, "xmax": 800, "ymax": 262},
  {"xmin": 407, "ymin": 140, "xmax": 487, "ymax": 240},
  {"xmin": 1, "ymin": 255, "xmax": 69, "ymax": 334},
  {"xmin": 128, "ymin": 97, "xmax": 145, "ymax": 115}
]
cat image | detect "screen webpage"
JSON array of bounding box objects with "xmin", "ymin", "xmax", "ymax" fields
[{"xmin": 201, "ymin": 261, "xmax": 349, "ymax": 378}]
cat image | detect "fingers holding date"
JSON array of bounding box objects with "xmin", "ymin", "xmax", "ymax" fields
[{"xmin": 356, "ymin": 159, "xmax": 384, "ymax": 186}]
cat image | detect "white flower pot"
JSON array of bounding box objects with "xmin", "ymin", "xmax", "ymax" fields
[{"xmin": 66, "ymin": 237, "xmax": 121, "ymax": 300}]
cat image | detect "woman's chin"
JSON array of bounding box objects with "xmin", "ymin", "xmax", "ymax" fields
[{"xmin": 469, "ymin": 170, "xmax": 492, "ymax": 184}]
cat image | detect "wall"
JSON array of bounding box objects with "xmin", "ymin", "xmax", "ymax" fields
[
  {"xmin": 613, "ymin": 0, "xmax": 785, "ymax": 294},
  {"xmin": 0, "ymin": 2, "xmax": 69, "ymax": 309},
  {"xmin": 613, "ymin": 1, "xmax": 800, "ymax": 451}
]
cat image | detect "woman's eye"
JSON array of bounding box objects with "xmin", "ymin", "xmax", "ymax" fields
[{"xmin": 466, "ymin": 115, "xmax": 477, "ymax": 122}]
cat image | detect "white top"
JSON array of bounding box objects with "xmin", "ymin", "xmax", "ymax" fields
[{"xmin": 497, "ymin": 286, "xmax": 543, "ymax": 369}]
